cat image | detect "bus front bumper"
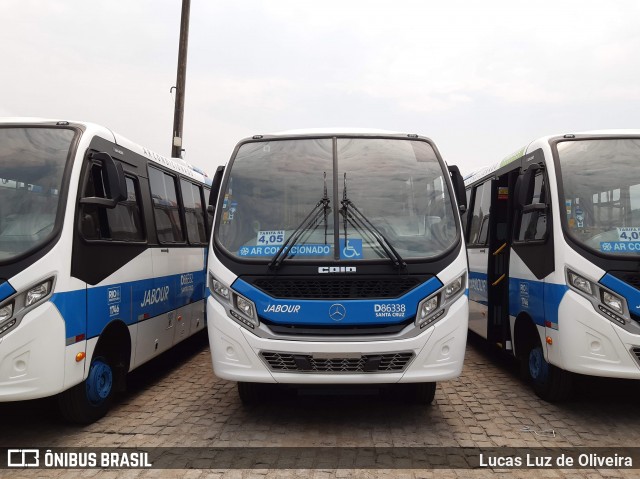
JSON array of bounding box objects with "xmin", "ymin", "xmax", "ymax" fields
[
  {"xmin": 0, "ymin": 302, "xmax": 85, "ymax": 401},
  {"xmin": 207, "ymin": 295, "xmax": 468, "ymax": 384},
  {"xmin": 548, "ymin": 290, "xmax": 640, "ymax": 379}
]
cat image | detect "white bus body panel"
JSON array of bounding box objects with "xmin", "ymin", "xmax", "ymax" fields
[
  {"xmin": 0, "ymin": 120, "xmax": 211, "ymax": 402},
  {"xmin": 207, "ymin": 250, "xmax": 468, "ymax": 384}
]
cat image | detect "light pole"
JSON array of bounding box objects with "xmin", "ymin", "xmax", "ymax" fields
[{"xmin": 171, "ymin": 0, "xmax": 191, "ymax": 159}]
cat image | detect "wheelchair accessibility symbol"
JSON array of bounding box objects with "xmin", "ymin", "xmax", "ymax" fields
[{"xmin": 339, "ymin": 239, "xmax": 363, "ymax": 260}]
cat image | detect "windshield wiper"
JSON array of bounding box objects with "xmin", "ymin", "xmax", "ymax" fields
[
  {"xmin": 340, "ymin": 173, "xmax": 406, "ymax": 269},
  {"xmin": 268, "ymin": 173, "xmax": 331, "ymax": 270}
]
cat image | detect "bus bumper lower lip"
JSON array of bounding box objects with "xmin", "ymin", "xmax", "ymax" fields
[{"xmin": 207, "ymin": 295, "xmax": 468, "ymax": 384}]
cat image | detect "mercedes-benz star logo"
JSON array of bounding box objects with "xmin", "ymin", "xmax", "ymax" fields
[{"xmin": 329, "ymin": 303, "xmax": 347, "ymax": 321}]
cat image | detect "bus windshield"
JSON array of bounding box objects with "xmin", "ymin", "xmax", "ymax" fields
[
  {"xmin": 557, "ymin": 138, "xmax": 640, "ymax": 257},
  {"xmin": 216, "ymin": 136, "xmax": 458, "ymax": 262},
  {"xmin": 0, "ymin": 127, "xmax": 75, "ymax": 262}
]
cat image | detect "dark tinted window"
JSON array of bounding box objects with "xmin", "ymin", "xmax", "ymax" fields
[
  {"xmin": 468, "ymin": 181, "xmax": 491, "ymax": 246},
  {"xmin": 149, "ymin": 166, "xmax": 184, "ymax": 243},
  {"xmin": 516, "ymin": 172, "xmax": 547, "ymax": 242},
  {"xmin": 81, "ymin": 169, "xmax": 144, "ymax": 242},
  {"xmin": 180, "ymin": 179, "xmax": 207, "ymax": 244}
]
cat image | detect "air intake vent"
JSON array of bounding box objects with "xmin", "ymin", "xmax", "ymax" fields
[
  {"xmin": 260, "ymin": 351, "xmax": 414, "ymax": 373},
  {"xmin": 609, "ymin": 271, "xmax": 640, "ymax": 290},
  {"xmin": 246, "ymin": 276, "xmax": 426, "ymax": 299}
]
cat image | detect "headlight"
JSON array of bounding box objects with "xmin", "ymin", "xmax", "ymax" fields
[
  {"xmin": 25, "ymin": 281, "xmax": 51, "ymax": 307},
  {"xmin": 444, "ymin": 276, "xmax": 463, "ymax": 299},
  {"xmin": 209, "ymin": 273, "xmax": 259, "ymax": 331},
  {"xmin": 415, "ymin": 274, "xmax": 466, "ymax": 330},
  {"xmin": 0, "ymin": 302, "xmax": 13, "ymax": 322},
  {"xmin": 567, "ymin": 268, "xmax": 630, "ymax": 327},
  {"xmin": 236, "ymin": 295, "xmax": 255, "ymax": 319},
  {"xmin": 420, "ymin": 296, "xmax": 439, "ymax": 319},
  {"xmin": 568, "ymin": 271, "xmax": 593, "ymax": 296},
  {"xmin": 212, "ymin": 279, "xmax": 230, "ymax": 300},
  {"xmin": 602, "ymin": 291, "xmax": 624, "ymax": 315}
]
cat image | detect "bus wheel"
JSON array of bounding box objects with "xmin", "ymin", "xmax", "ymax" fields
[
  {"xmin": 527, "ymin": 342, "xmax": 572, "ymax": 402},
  {"xmin": 58, "ymin": 356, "xmax": 114, "ymax": 424},
  {"xmin": 237, "ymin": 382, "xmax": 263, "ymax": 406},
  {"xmin": 397, "ymin": 382, "xmax": 436, "ymax": 405},
  {"xmin": 414, "ymin": 382, "xmax": 437, "ymax": 404}
]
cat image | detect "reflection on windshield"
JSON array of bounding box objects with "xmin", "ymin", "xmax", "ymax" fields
[
  {"xmin": 558, "ymin": 139, "xmax": 640, "ymax": 256},
  {"xmin": 337, "ymin": 138, "xmax": 456, "ymax": 260},
  {"xmin": 0, "ymin": 127, "xmax": 74, "ymax": 261},
  {"xmin": 216, "ymin": 136, "xmax": 457, "ymax": 261}
]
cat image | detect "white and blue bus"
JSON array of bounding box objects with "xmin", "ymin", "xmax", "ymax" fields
[
  {"xmin": 464, "ymin": 130, "xmax": 640, "ymax": 400},
  {"xmin": 0, "ymin": 119, "xmax": 212, "ymax": 422},
  {"xmin": 206, "ymin": 130, "xmax": 469, "ymax": 404}
]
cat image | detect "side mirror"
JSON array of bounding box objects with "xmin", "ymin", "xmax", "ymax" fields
[
  {"xmin": 208, "ymin": 165, "xmax": 225, "ymax": 212},
  {"xmin": 448, "ymin": 165, "xmax": 467, "ymax": 213},
  {"xmin": 80, "ymin": 152, "xmax": 127, "ymax": 208},
  {"xmin": 518, "ymin": 163, "xmax": 541, "ymax": 207}
]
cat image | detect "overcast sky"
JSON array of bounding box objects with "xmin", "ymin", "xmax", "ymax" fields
[{"xmin": 2, "ymin": 1, "xmax": 639, "ymax": 175}]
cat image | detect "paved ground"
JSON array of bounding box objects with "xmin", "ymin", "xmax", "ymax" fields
[{"xmin": 3, "ymin": 331, "xmax": 640, "ymax": 478}]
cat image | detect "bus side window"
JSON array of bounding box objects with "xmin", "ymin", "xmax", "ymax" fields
[
  {"xmin": 148, "ymin": 166, "xmax": 185, "ymax": 244},
  {"xmin": 468, "ymin": 180, "xmax": 491, "ymax": 246},
  {"xmin": 180, "ymin": 179, "xmax": 207, "ymax": 244},
  {"xmin": 80, "ymin": 165, "xmax": 144, "ymax": 242},
  {"xmin": 516, "ymin": 172, "xmax": 547, "ymax": 242}
]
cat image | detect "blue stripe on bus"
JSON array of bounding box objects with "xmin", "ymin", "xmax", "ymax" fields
[
  {"xmin": 50, "ymin": 270, "xmax": 206, "ymax": 340},
  {"xmin": 600, "ymin": 273, "xmax": 640, "ymax": 313},
  {"xmin": 0, "ymin": 281, "xmax": 16, "ymax": 303},
  {"xmin": 468, "ymin": 272, "xmax": 568, "ymax": 328},
  {"xmin": 232, "ymin": 276, "xmax": 443, "ymax": 326}
]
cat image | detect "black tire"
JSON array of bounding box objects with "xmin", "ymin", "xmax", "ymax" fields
[
  {"xmin": 237, "ymin": 382, "xmax": 264, "ymax": 406},
  {"xmin": 58, "ymin": 355, "xmax": 115, "ymax": 424},
  {"xmin": 394, "ymin": 382, "xmax": 436, "ymax": 405},
  {"xmin": 523, "ymin": 336, "xmax": 572, "ymax": 402},
  {"xmin": 414, "ymin": 382, "xmax": 437, "ymax": 404}
]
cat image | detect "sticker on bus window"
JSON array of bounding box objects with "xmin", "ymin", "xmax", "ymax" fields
[
  {"xmin": 257, "ymin": 230, "xmax": 285, "ymax": 246},
  {"xmin": 339, "ymin": 238, "xmax": 363, "ymax": 259},
  {"xmin": 600, "ymin": 242, "xmax": 640, "ymax": 253},
  {"xmin": 617, "ymin": 227, "xmax": 640, "ymax": 241},
  {"xmin": 238, "ymin": 244, "xmax": 332, "ymax": 257}
]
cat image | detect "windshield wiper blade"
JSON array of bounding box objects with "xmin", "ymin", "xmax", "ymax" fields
[
  {"xmin": 268, "ymin": 173, "xmax": 331, "ymax": 270},
  {"xmin": 340, "ymin": 173, "xmax": 406, "ymax": 269}
]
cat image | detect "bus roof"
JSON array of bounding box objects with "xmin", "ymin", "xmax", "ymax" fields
[
  {"xmin": 0, "ymin": 118, "xmax": 212, "ymax": 186},
  {"xmin": 464, "ymin": 128, "xmax": 640, "ymax": 186}
]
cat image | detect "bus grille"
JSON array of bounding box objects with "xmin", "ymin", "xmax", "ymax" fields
[
  {"xmin": 609, "ymin": 271, "xmax": 640, "ymax": 290},
  {"xmin": 248, "ymin": 276, "xmax": 426, "ymax": 299},
  {"xmin": 631, "ymin": 347, "xmax": 640, "ymax": 363},
  {"xmin": 260, "ymin": 351, "xmax": 414, "ymax": 373}
]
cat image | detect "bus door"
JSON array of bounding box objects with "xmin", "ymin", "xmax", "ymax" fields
[
  {"xmin": 485, "ymin": 172, "xmax": 518, "ymax": 349},
  {"xmin": 467, "ymin": 179, "xmax": 492, "ymax": 338},
  {"xmin": 467, "ymin": 172, "xmax": 517, "ymax": 347}
]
